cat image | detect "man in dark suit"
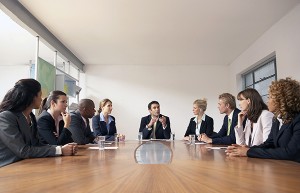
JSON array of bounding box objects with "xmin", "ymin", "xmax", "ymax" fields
[
  {"xmin": 139, "ymin": 101, "xmax": 171, "ymax": 139},
  {"xmin": 200, "ymin": 93, "xmax": 240, "ymax": 145},
  {"xmin": 69, "ymin": 99, "xmax": 96, "ymax": 145}
]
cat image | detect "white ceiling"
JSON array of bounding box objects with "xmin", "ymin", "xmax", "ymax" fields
[{"xmin": 18, "ymin": 0, "xmax": 300, "ymax": 66}]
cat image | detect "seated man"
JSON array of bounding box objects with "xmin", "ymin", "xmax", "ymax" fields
[
  {"xmin": 139, "ymin": 101, "xmax": 171, "ymax": 139},
  {"xmin": 68, "ymin": 99, "xmax": 96, "ymax": 145},
  {"xmin": 200, "ymin": 93, "xmax": 240, "ymax": 145}
]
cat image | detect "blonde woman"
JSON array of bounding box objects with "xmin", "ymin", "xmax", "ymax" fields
[
  {"xmin": 184, "ymin": 99, "xmax": 214, "ymax": 140},
  {"xmin": 92, "ymin": 99, "xmax": 117, "ymax": 141}
]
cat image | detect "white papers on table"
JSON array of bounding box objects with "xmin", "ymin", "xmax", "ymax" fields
[
  {"xmin": 88, "ymin": 147, "xmax": 118, "ymax": 150},
  {"xmin": 195, "ymin": 142, "xmax": 206, "ymax": 145},
  {"xmin": 205, "ymin": 146, "xmax": 227, "ymax": 150}
]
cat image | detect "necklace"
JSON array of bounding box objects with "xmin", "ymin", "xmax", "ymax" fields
[{"xmin": 22, "ymin": 112, "xmax": 32, "ymax": 125}]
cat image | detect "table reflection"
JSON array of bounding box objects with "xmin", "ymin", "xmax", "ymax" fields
[{"xmin": 135, "ymin": 141, "xmax": 172, "ymax": 164}]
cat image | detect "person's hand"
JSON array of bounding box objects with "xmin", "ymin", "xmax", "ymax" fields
[
  {"xmin": 183, "ymin": 136, "xmax": 189, "ymax": 141},
  {"xmin": 225, "ymin": 144, "xmax": 249, "ymax": 157},
  {"xmin": 147, "ymin": 117, "xmax": 158, "ymax": 128},
  {"xmin": 61, "ymin": 112, "xmax": 71, "ymax": 128},
  {"xmin": 237, "ymin": 111, "xmax": 247, "ymax": 128},
  {"xmin": 159, "ymin": 116, "xmax": 167, "ymax": 127},
  {"xmin": 200, "ymin": 133, "xmax": 212, "ymax": 143},
  {"xmin": 62, "ymin": 143, "xmax": 78, "ymax": 156}
]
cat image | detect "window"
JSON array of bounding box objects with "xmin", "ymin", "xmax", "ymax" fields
[{"xmin": 243, "ymin": 56, "xmax": 277, "ymax": 102}]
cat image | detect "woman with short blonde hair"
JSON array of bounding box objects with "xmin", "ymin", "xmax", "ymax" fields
[{"xmin": 184, "ymin": 98, "xmax": 214, "ymax": 140}]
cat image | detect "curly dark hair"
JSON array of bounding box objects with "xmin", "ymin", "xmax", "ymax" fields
[{"xmin": 269, "ymin": 77, "xmax": 300, "ymax": 123}]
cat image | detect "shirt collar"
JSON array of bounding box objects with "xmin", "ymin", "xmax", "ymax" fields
[
  {"xmin": 228, "ymin": 110, "xmax": 234, "ymax": 121},
  {"xmin": 193, "ymin": 114, "xmax": 206, "ymax": 123},
  {"xmin": 100, "ymin": 112, "xmax": 113, "ymax": 123},
  {"xmin": 47, "ymin": 109, "xmax": 63, "ymax": 122}
]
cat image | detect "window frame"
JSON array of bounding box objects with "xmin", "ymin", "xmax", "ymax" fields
[{"xmin": 242, "ymin": 56, "xmax": 277, "ymax": 100}]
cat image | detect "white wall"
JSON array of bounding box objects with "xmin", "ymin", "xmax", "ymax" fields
[
  {"xmin": 81, "ymin": 64, "xmax": 230, "ymax": 140},
  {"xmin": 0, "ymin": 65, "xmax": 30, "ymax": 100},
  {"xmin": 229, "ymin": 4, "xmax": 300, "ymax": 93}
]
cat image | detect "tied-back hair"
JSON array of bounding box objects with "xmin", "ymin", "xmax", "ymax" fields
[
  {"xmin": 193, "ymin": 98, "xmax": 207, "ymax": 111},
  {"xmin": 237, "ymin": 88, "xmax": 268, "ymax": 123},
  {"xmin": 38, "ymin": 90, "xmax": 66, "ymax": 115},
  {"xmin": 0, "ymin": 79, "xmax": 41, "ymax": 113},
  {"xmin": 97, "ymin": 98, "xmax": 112, "ymax": 114},
  {"xmin": 269, "ymin": 77, "xmax": 300, "ymax": 123},
  {"xmin": 219, "ymin": 93, "xmax": 236, "ymax": 109}
]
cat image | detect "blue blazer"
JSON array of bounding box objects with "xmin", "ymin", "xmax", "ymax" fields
[
  {"xmin": 37, "ymin": 110, "xmax": 73, "ymax": 145},
  {"xmin": 139, "ymin": 114, "xmax": 171, "ymax": 139},
  {"xmin": 184, "ymin": 115, "xmax": 214, "ymax": 137},
  {"xmin": 211, "ymin": 108, "xmax": 240, "ymax": 145},
  {"xmin": 92, "ymin": 114, "xmax": 117, "ymax": 140},
  {"xmin": 247, "ymin": 113, "xmax": 300, "ymax": 162}
]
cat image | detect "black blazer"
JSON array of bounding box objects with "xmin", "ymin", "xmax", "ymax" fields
[
  {"xmin": 92, "ymin": 114, "xmax": 117, "ymax": 140},
  {"xmin": 37, "ymin": 110, "xmax": 73, "ymax": 145},
  {"xmin": 139, "ymin": 114, "xmax": 171, "ymax": 139},
  {"xmin": 69, "ymin": 110, "xmax": 95, "ymax": 145},
  {"xmin": 247, "ymin": 113, "xmax": 300, "ymax": 162},
  {"xmin": 184, "ymin": 115, "xmax": 214, "ymax": 137},
  {"xmin": 211, "ymin": 108, "xmax": 240, "ymax": 145}
]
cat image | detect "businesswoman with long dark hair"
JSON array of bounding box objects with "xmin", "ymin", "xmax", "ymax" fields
[
  {"xmin": 0, "ymin": 79, "xmax": 76, "ymax": 167},
  {"xmin": 37, "ymin": 90, "xmax": 73, "ymax": 145},
  {"xmin": 226, "ymin": 78, "xmax": 300, "ymax": 162}
]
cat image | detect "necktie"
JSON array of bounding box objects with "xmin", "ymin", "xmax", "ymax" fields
[
  {"xmin": 227, "ymin": 118, "xmax": 231, "ymax": 136},
  {"xmin": 153, "ymin": 121, "xmax": 157, "ymax": 139}
]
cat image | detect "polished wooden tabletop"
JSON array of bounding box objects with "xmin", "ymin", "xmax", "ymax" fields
[{"xmin": 0, "ymin": 140, "xmax": 299, "ymax": 193}]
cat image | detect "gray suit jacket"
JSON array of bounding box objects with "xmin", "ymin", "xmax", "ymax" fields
[
  {"xmin": 69, "ymin": 110, "xmax": 95, "ymax": 145},
  {"xmin": 0, "ymin": 111, "xmax": 56, "ymax": 167}
]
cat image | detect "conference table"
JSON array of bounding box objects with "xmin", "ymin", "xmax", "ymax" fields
[{"xmin": 1, "ymin": 140, "xmax": 299, "ymax": 193}]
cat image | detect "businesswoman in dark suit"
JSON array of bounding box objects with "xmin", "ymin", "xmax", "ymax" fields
[
  {"xmin": 184, "ymin": 99, "xmax": 214, "ymax": 140},
  {"xmin": 37, "ymin": 90, "xmax": 73, "ymax": 145},
  {"xmin": 92, "ymin": 98, "xmax": 117, "ymax": 141},
  {"xmin": 0, "ymin": 79, "xmax": 76, "ymax": 167},
  {"xmin": 226, "ymin": 78, "xmax": 300, "ymax": 162}
]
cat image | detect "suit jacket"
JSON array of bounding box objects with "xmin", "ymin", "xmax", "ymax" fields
[
  {"xmin": 92, "ymin": 114, "xmax": 117, "ymax": 140},
  {"xmin": 37, "ymin": 110, "xmax": 73, "ymax": 145},
  {"xmin": 69, "ymin": 110, "xmax": 95, "ymax": 145},
  {"xmin": 211, "ymin": 108, "xmax": 240, "ymax": 145},
  {"xmin": 184, "ymin": 114, "xmax": 214, "ymax": 137},
  {"xmin": 247, "ymin": 113, "xmax": 300, "ymax": 162},
  {"xmin": 139, "ymin": 114, "xmax": 171, "ymax": 139},
  {"xmin": 0, "ymin": 111, "xmax": 56, "ymax": 167},
  {"xmin": 235, "ymin": 110, "xmax": 273, "ymax": 146}
]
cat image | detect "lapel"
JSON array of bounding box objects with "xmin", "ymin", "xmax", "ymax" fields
[
  {"xmin": 274, "ymin": 120, "xmax": 285, "ymax": 145},
  {"xmin": 15, "ymin": 112, "xmax": 32, "ymax": 144},
  {"xmin": 75, "ymin": 110, "xmax": 87, "ymax": 130},
  {"xmin": 249, "ymin": 121, "xmax": 256, "ymax": 145},
  {"xmin": 200, "ymin": 119, "xmax": 206, "ymax": 133},
  {"xmin": 59, "ymin": 120, "xmax": 64, "ymax": 133}
]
